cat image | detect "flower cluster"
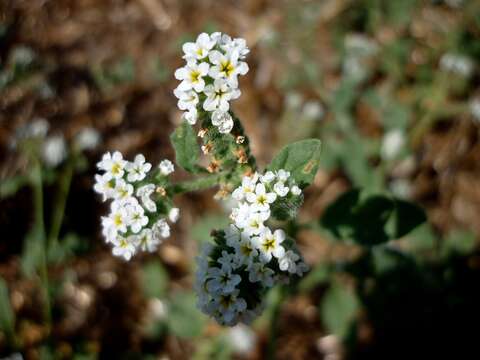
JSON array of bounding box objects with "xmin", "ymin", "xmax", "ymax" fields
[
  {"xmin": 194, "ymin": 170, "xmax": 308, "ymax": 326},
  {"xmin": 173, "ymin": 32, "xmax": 249, "ymax": 134},
  {"xmin": 94, "ymin": 151, "xmax": 179, "ymax": 260}
]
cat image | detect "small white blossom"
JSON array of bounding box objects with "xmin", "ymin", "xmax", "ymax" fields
[
  {"xmin": 273, "ymin": 182, "xmax": 289, "ymax": 197},
  {"xmin": 94, "ymin": 173, "xmax": 115, "ymax": 201},
  {"xmin": 174, "ymin": 61, "xmax": 210, "ymax": 92},
  {"xmin": 168, "ymin": 207, "xmax": 180, "ymax": 223},
  {"xmin": 136, "ymin": 184, "xmax": 157, "ymax": 212},
  {"xmin": 113, "ymin": 179, "xmax": 134, "ymax": 201},
  {"xmin": 211, "ymin": 110, "xmax": 234, "ymax": 134},
  {"xmin": 253, "ymin": 228, "xmax": 286, "ymax": 263},
  {"xmin": 232, "ymin": 174, "xmax": 258, "ymax": 201},
  {"xmin": 126, "ymin": 154, "xmax": 152, "ymax": 182},
  {"xmin": 159, "ymin": 159, "xmax": 174, "ymax": 176},
  {"xmin": 183, "ymin": 107, "xmax": 198, "ymax": 125},
  {"xmin": 248, "ymin": 263, "xmax": 275, "ymax": 287},
  {"xmin": 182, "ymin": 32, "xmax": 216, "ymax": 61},
  {"xmin": 245, "ymin": 183, "xmax": 277, "ymax": 212},
  {"xmin": 42, "ymin": 135, "xmax": 67, "ymax": 167},
  {"xmin": 75, "ymin": 127, "xmax": 100, "ymax": 151},
  {"xmin": 97, "ymin": 151, "xmax": 127, "ymax": 179},
  {"xmin": 112, "ymin": 236, "xmax": 137, "ymax": 261},
  {"xmin": 137, "ymin": 228, "xmax": 160, "ymax": 252},
  {"xmin": 381, "ymin": 129, "xmax": 405, "ymax": 160},
  {"xmin": 152, "ymin": 218, "xmax": 170, "ymax": 240},
  {"xmin": 206, "ymin": 266, "xmax": 242, "ymax": 295},
  {"xmin": 260, "ymin": 171, "xmax": 275, "ymax": 184},
  {"xmin": 203, "ymin": 78, "xmax": 240, "ymax": 112},
  {"xmin": 208, "ymin": 49, "xmax": 249, "ymax": 88},
  {"xmin": 278, "ymin": 250, "xmax": 300, "ymax": 273},
  {"xmin": 291, "ymin": 185, "xmax": 302, "ymax": 196}
]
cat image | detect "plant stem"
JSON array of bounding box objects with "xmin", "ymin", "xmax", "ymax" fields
[
  {"xmin": 31, "ymin": 158, "xmax": 52, "ymax": 331},
  {"xmin": 48, "ymin": 158, "xmax": 74, "ymax": 250},
  {"xmin": 266, "ymin": 286, "xmax": 285, "ymax": 360},
  {"xmin": 170, "ymin": 173, "xmax": 224, "ymax": 195}
]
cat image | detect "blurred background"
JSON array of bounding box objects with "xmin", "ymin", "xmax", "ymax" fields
[{"xmin": 1, "ymin": 0, "xmax": 480, "ymax": 359}]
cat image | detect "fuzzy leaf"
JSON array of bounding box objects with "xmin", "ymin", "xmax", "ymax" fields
[
  {"xmin": 320, "ymin": 281, "xmax": 359, "ymax": 339},
  {"xmin": 170, "ymin": 122, "xmax": 201, "ymax": 173},
  {"xmin": 268, "ymin": 139, "xmax": 322, "ymax": 188},
  {"xmin": 321, "ymin": 189, "xmax": 427, "ymax": 246}
]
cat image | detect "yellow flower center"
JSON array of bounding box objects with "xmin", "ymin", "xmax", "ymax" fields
[
  {"xmin": 220, "ymin": 60, "xmax": 235, "ymax": 77},
  {"xmin": 262, "ymin": 237, "xmax": 276, "ymax": 252},
  {"xmin": 114, "ymin": 214, "xmax": 123, "ymax": 227},
  {"xmin": 111, "ymin": 163, "xmax": 121, "ymax": 175},
  {"xmin": 190, "ymin": 70, "xmax": 201, "ymax": 83}
]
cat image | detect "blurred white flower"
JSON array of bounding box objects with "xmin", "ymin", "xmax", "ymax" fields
[
  {"xmin": 158, "ymin": 159, "xmax": 174, "ymax": 176},
  {"xmin": 75, "ymin": 127, "xmax": 100, "ymax": 151},
  {"xmin": 469, "ymin": 98, "xmax": 480, "ymax": 123},
  {"xmin": 440, "ymin": 53, "xmax": 474, "ymax": 77},
  {"xmin": 302, "ymin": 100, "xmax": 324, "ymax": 121},
  {"xmin": 381, "ymin": 129, "xmax": 405, "ymax": 160},
  {"xmin": 42, "ymin": 135, "xmax": 67, "ymax": 167},
  {"xmin": 228, "ymin": 324, "xmax": 257, "ymax": 355}
]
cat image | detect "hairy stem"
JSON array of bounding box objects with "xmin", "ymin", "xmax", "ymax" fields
[{"xmin": 170, "ymin": 173, "xmax": 224, "ymax": 194}]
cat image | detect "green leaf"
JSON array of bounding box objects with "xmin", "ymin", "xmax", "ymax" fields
[
  {"xmin": 321, "ymin": 189, "xmax": 427, "ymax": 246},
  {"xmin": 0, "ymin": 175, "xmax": 30, "ymax": 199},
  {"xmin": 443, "ymin": 229, "xmax": 477, "ymax": 256},
  {"xmin": 141, "ymin": 260, "xmax": 169, "ymax": 299},
  {"xmin": 390, "ymin": 199, "xmax": 427, "ymax": 239},
  {"xmin": 167, "ymin": 292, "xmax": 205, "ymax": 338},
  {"xmin": 268, "ymin": 139, "xmax": 322, "ymax": 188},
  {"xmin": 0, "ymin": 277, "xmax": 15, "ymax": 339},
  {"xmin": 170, "ymin": 122, "xmax": 201, "ymax": 173},
  {"xmin": 320, "ymin": 281, "xmax": 359, "ymax": 339}
]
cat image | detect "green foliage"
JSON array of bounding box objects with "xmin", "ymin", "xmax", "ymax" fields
[
  {"xmin": 21, "ymin": 227, "xmax": 44, "ymax": 278},
  {"xmin": 167, "ymin": 292, "xmax": 205, "ymax": 338},
  {"xmin": 320, "ymin": 281, "xmax": 359, "ymax": 339},
  {"xmin": 141, "ymin": 260, "xmax": 169, "ymax": 299},
  {"xmin": 268, "ymin": 139, "xmax": 322, "ymax": 188},
  {"xmin": 443, "ymin": 229, "xmax": 477, "ymax": 256},
  {"xmin": 321, "ymin": 189, "xmax": 426, "ymax": 246},
  {"xmin": 191, "ymin": 214, "xmax": 230, "ymax": 244},
  {"xmin": 0, "ymin": 175, "xmax": 30, "ymax": 199},
  {"xmin": 170, "ymin": 122, "xmax": 201, "ymax": 173},
  {"xmin": 0, "ymin": 278, "xmax": 15, "ymax": 340},
  {"xmin": 270, "ymin": 193, "xmax": 304, "ymax": 221}
]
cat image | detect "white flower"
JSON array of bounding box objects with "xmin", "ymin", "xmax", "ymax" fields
[
  {"xmin": 295, "ymin": 262, "xmax": 309, "ymax": 276},
  {"xmin": 174, "ymin": 88, "xmax": 199, "ymax": 111},
  {"xmin": 75, "ymin": 127, "xmax": 100, "ymax": 151},
  {"xmin": 97, "ymin": 151, "xmax": 127, "ymax": 179},
  {"xmin": 232, "ymin": 174, "xmax": 258, "ymax": 201},
  {"xmin": 211, "ymin": 110, "xmax": 234, "ymax": 134},
  {"xmin": 208, "ymin": 49, "xmax": 249, "ymax": 87},
  {"xmin": 302, "ymin": 101, "xmax": 324, "ymax": 121},
  {"xmin": 260, "ymin": 171, "xmax": 275, "ymax": 184},
  {"xmin": 112, "ymin": 236, "xmax": 137, "ymax": 261},
  {"xmin": 126, "ymin": 202, "xmax": 149, "ymax": 233},
  {"xmin": 245, "ymin": 183, "xmax": 277, "ymax": 212},
  {"xmin": 168, "ymin": 207, "xmax": 180, "ymax": 223},
  {"xmin": 291, "ymin": 185, "xmax": 302, "ymax": 196},
  {"xmin": 183, "ymin": 107, "xmax": 198, "ymax": 125},
  {"xmin": 218, "ymin": 251, "xmax": 240, "ymax": 270},
  {"xmin": 104, "ymin": 202, "xmax": 129, "ymax": 235},
  {"xmin": 42, "ymin": 135, "xmax": 67, "ymax": 167},
  {"xmin": 242, "ymin": 211, "xmax": 269, "ymax": 236},
  {"xmin": 94, "ymin": 173, "xmax": 115, "ymax": 201},
  {"xmin": 125, "ymin": 154, "xmax": 152, "ymax": 182},
  {"xmin": 228, "ymin": 324, "xmax": 257, "ymax": 355},
  {"xmin": 253, "ymin": 228, "xmax": 286, "ymax": 263},
  {"xmin": 174, "ymin": 61, "xmax": 210, "ymax": 92},
  {"xmin": 159, "ymin": 159, "xmax": 174, "ymax": 176},
  {"xmin": 113, "ymin": 179, "xmax": 133, "ymax": 200},
  {"xmin": 440, "ymin": 53, "xmax": 474, "ymax": 77},
  {"xmin": 206, "ymin": 266, "xmax": 241, "ymax": 294},
  {"xmin": 273, "ymin": 182, "xmax": 289, "ymax": 197},
  {"xmin": 203, "ymin": 78, "xmax": 240, "ymax": 112},
  {"xmin": 248, "ymin": 262, "xmax": 275, "ymax": 287},
  {"xmin": 276, "ymin": 169, "xmax": 291, "ymax": 182},
  {"xmin": 137, "ymin": 228, "xmax": 160, "ymax": 252},
  {"xmin": 152, "ymin": 218, "xmax": 170, "ymax": 239},
  {"xmin": 182, "ymin": 32, "xmax": 216, "ymax": 61},
  {"xmin": 232, "ymin": 234, "xmax": 258, "ymax": 267},
  {"xmin": 230, "ymin": 202, "xmax": 253, "ymax": 228},
  {"xmin": 136, "ymin": 184, "xmax": 157, "ymax": 212},
  {"xmin": 212, "ymin": 290, "xmax": 247, "ymax": 324},
  {"xmin": 278, "ymin": 250, "xmax": 300, "ymax": 273},
  {"xmin": 381, "ymin": 129, "xmax": 405, "ymax": 160}
]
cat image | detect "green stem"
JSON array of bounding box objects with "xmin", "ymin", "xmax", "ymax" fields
[
  {"xmin": 48, "ymin": 158, "xmax": 74, "ymax": 251},
  {"xmin": 31, "ymin": 158, "xmax": 52, "ymax": 330},
  {"xmin": 170, "ymin": 173, "xmax": 224, "ymax": 195},
  {"xmin": 266, "ymin": 286, "xmax": 285, "ymax": 360}
]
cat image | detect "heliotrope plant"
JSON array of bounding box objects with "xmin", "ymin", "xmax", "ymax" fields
[{"xmin": 94, "ymin": 32, "xmax": 322, "ymax": 326}]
